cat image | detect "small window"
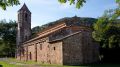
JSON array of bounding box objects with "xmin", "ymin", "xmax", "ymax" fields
[
  {"xmin": 29, "ymin": 52, "xmax": 32, "ymax": 60},
  {"xmin": 53, "ymin": 47, "xmax": 55, "ymax": 50},
  {"xmin": 22, "ymin": 48, "xmax": 24, "ymax": 56},
  {"xmin": 48, "ymin": 45, "xmax": 49, "ymax": 48},
  {"xmin": 40, "ymin": 44, "xmax": 42, "ymax": 50}
]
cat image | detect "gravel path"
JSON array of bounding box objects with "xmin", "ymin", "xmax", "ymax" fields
[{"xmin": 0, "ymin": 58, "xmax": 8, "ymax": 61}]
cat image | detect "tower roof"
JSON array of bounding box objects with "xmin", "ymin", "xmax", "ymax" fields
[{"xmin": 18, "ymin": 3, "xmax": 31, "ymax": 13}]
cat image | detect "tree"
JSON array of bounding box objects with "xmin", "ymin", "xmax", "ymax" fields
[
  {"xmin": 0, "ymin": 20, "xmax": 17, "ymax": 57},
  {"xmin": 58, "ymin": 0, "xmax": 86, "ymax": 9},
  {"xmin": 0, "ymin": 0, "xmax": 20, "ymax": 10},
  {"xmin": 92, "ymin": 2, "xmax": 120, "ymax": 61},
  {"xmin": 0, "ymin": 0, "xmax": 119, "ymax": 10},
  {"xmin": 31, "ymin": 26, "xmax": 41, "ymax": 38},
  {"xmin": 58, "ymin": 0, "xmax": 120, "ymax": 9},
  {"xmin": 92, "ymin": 0, "xmax": 120, "ymax": 48}
]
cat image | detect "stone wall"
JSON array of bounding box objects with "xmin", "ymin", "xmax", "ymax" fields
[
  {"xmin": 27, "ymin": 44, "xmax": 36, "ymax": 61},
  {"xmin": 62, "ymin": 29, "xmax": 99, "ymax": 65},
  {"xmin": 19, "ymin": 37, "xmax": 63, "ymax": 65},
  {"xmin": 36, "ymin": 37, "xmax": 63, "ymax": 64},
  {"xmin": 48, "ymin": 41, "xmax": 63, "ymax": 64},
  {"xmin": 63, "ymin": 32, "xmax": 83, "ymax": 65},
  {"xmin": 36, "ymin": 37, "xmax": 49, "ymax": 63},
  {"xmin": 81, "ymin": 30, "xmax": 99, "ymax": 63}
]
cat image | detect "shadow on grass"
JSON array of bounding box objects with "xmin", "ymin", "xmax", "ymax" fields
[
  {"xmin": 63, "ymin": 63, "xmax": 120, "ymax": 67},
  {"xmin": 78, "ymin": 64, "xmax": 120, "ymax": 67},
  {"xmin": 0, "ymin": 65, "xmax": 2, "ymax": 67}
]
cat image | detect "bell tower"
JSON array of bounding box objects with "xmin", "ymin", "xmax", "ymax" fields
[{"xmin": 17, "ymin": 3, "xmax": 31, "ymax": 46}]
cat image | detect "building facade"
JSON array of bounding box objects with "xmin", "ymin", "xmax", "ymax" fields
[{"xmin": 16, "ymin": 4, "xmax": 99, "ymax": 65}]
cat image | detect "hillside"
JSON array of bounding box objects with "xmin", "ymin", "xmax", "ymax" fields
[{"xmin": 31, "ymin": 16, "xmax": 97, "ymax": 37}]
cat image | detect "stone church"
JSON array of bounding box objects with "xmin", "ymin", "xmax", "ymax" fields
[{"xmin": 16, "ymin": 4, "xmax": 99, "ymax": 65}]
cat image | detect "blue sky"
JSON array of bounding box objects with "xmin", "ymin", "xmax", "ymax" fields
[{"xmin": 0, "ymin": 0, "xmax": 117, "ymax": 28}]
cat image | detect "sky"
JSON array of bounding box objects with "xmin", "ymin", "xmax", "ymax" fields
[{"xmin": 0, "ymin": 0, "xmax": 117, "ymax": 28}]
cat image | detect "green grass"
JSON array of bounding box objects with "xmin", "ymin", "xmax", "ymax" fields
[
  {"xmin": 0, "ymin": 58, "xmax": 120, "ymax": 67},
  {"xmin": 8, "ymin": 58, "xmax": 82, "ymax": 67},
  {"xmin": 0, "ymin": 58, "xmax": 81, "ymax": 67},
  {"xmin": 0, "ymin": 61, "xmax": 19, "ymax": 67}
]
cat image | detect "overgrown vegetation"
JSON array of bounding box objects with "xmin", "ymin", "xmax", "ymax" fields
[
  {"xmin": 92, "ymin": 0, "xmax": 120, "ymax": 63},
  {"xmin": 0, "ymin": 20, "xmax": 17, "ymax": 57},
  {"xmin": 58, "ymin": 0, "xmax": 86, "ymax": 9},
  {"xmin": 0, "ymin": 0, "xmax": 20, "ymax": 10}
]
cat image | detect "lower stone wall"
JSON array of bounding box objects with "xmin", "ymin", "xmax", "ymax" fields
[
  {"xmin": 16, "ymin": 47, "xmax": 26, "ymax": 61},
  {"xmin": 36, "ymin": 40, "xmax": 49, "ymax": 63},
  {"xmin": 49, "ymin": 41, "xmax": 63, "ymax": 64},
  {"xmin": 27, "ymin": 44, "xmax": 36, "ymax": 61},
  {"xmin": 18, "ymin": 37, "xmax": 63, "ymax": 65},
  {"xmin": 63, "ymin": 30, "xmax": 99, "ymax": 65},
  {"xmin": 16, "ymin": 56, "xmax": 20, "ymax": 60},
  {"xmin": 63, "ymin": 32, "xmax": 83, "ymax": 65},
  {"xmin": 82, "ymin": 31, "xmax": 99, "ymax": 63}
]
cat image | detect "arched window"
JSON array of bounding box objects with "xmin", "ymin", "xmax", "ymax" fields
[{"xmin": 25, "ymin": 13, "xmax": 28, "ymax": 21}]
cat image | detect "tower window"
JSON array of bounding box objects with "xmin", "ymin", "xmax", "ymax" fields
[
  {"xmin": 25, "ymin": 36, "xmax": 27, "ymax": 40},
  {"xmin": 25, "ymin": 14, "xmax": 28, "ymax": 21}
]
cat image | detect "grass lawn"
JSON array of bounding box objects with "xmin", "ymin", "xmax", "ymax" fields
[
  {"xmin": 0, "ymin": 58, "xmax": 120, "ymax": 67},
  {"xmin": 0, "ymin": 58, "xmax": 81, "ymax": 67},
  {"xmin": 0, "ymin": 61, "xmax": 19, "ymax": 67}
]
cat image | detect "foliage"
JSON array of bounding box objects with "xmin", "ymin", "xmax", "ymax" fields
[
  {"xmin": 116, "ymin": 0, "xmax": 120, "ymax": 6},
  {"xmin": 58, "ymin": 0, "xmax": 86, "ymax": 9},
  {"xmin": 0, "ymin": 20, "xmax": 17, "ymax": 57},
  {"xmin": 58, "ymin": 0, "xmax": 120, "ymax": 9},
  {"xmin": 31, "ymin": 26, "xmax": 41, "ymax": 37},
  {"xmin": 0, "ymin": 0, "xmax": 119, "ymax": 10},
  {"xmin": 0, "ymin": 0, "xmax": 20, "ymax": 10},
  {"xmin": 93, "ymin": 19, "xmax": 120, "ymax": 48},
  {"xmin": 92, "ymin": 1, "xmax": 120, "ymax": 48}
]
